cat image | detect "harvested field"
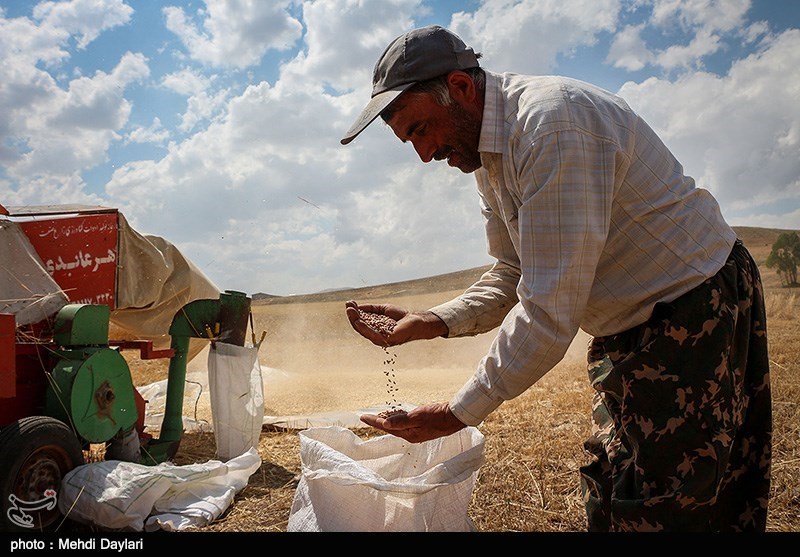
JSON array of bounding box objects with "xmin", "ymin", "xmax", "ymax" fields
[{"xmin": 108, "ymin": 227, "xmax": 800, "ymax": 533}]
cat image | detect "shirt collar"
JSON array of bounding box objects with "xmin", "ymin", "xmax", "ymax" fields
[{"xmin": 478, "ymin": 70, "xmax": 504, "ymax": 155}]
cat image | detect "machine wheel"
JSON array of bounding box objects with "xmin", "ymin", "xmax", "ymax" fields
[{"xmin": 0, "ymin": 416, "xmax": 85, "ymax": 532}]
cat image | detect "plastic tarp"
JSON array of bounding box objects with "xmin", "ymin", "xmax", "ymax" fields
[
  {"xmin": 1, "ymin": 210, "xmax": 220, "ymax": 360},
  {"xmin": 0, "ymin": 220, "xmax": 69, "ymax": 326},
  {"xmin": 262, "ymin": 403, "xmax": 417, "ymax": 430},
  {"xmin": 58, "ymin": 447, "xmax": 261, "ymax": 532},
  {"xmin": 110, "ymin": 213, "xmax": 221, "ymax": 360}
]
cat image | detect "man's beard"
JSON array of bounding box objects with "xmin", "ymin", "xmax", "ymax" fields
[{"xmin": 440, "ymin": 102, "xmax": 482, "ymax": 173}]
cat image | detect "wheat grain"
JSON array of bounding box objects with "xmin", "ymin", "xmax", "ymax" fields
[{"xmin": 358, "ymin": 310, "xmax": 397, "ymax": 336}]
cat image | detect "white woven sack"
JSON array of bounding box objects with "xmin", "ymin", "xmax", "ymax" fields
[
  {"xmin": 208, "ymin": 342, "xmax": 264, "ymax": 461},
  {"xmin": 287, "ymin": 425, "xmax": 485, "ymax": 532},
  {"xmin": 58, "ymin": 448, "xmax": 261, "ymax": 531}
]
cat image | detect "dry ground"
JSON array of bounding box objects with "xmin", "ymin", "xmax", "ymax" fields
[{"xmin": 117, "ymin": 227, "xmax": 798, "ymax": 532}]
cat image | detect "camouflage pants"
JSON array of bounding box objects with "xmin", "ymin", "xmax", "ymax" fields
[{"xmin": 580, "ymin": 240, "xmax": 772, "ymax": 532}]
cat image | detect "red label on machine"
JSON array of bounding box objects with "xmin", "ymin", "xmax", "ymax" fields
[{"xmin": 18, "ymin": 212, "xmax": 119, "ymax": 309}]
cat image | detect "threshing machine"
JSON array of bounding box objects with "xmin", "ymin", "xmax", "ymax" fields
[{"xmin": 0, "ymin": 204, "xmax": 252, "ymax": 531}]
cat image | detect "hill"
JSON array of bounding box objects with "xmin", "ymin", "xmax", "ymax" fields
[
  {"xmin": 253, "ymin": 265, "xmax": 490, "ymax": 305},
  {"xmin": 253, "ymin": 226, "xmax": 796, "ymax": 305}
]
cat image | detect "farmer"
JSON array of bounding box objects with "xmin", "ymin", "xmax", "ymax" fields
[{"xmin": 341, "ymin": 25, "xmax": 771, "ymax": 532}]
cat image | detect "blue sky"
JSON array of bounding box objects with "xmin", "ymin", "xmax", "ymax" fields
[{"xmin": 1, "ymin": 0, "xmax": 799, "ymax": 296}]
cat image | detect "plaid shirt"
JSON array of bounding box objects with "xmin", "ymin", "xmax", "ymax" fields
[{"xmin": 430, "ymin": 71, "xmax": 737, "ymax": 426}]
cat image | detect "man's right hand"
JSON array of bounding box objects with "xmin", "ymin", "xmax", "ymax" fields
[
  {"xmin": 360, "ymin": 402, "xmax": 466, "ymax": 443},
  {"xmin": 345, "ymin": 300, "xmax": 449, "ymax": 347}
]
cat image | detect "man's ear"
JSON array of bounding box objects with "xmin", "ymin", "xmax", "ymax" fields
[{"xmin": 446, "ymin": 71, "xmax": 476, "ymax": 104}]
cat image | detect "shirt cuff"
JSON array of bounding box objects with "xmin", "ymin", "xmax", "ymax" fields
[
  {"xmin": 448, "ymin": 374, "xmax": 504, "ymax": 426},
  {"xmin": 428, "ymin": 298, "xmax": 478, "ymax": 338}
]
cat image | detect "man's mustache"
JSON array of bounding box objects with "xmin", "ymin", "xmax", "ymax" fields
[{"xmin": 434, "ymin": 146, "xmax": 454, "ymax": 161}]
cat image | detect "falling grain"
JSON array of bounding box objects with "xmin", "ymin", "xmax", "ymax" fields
[{"xmin": 357, "ymin": 309, "xmax": 402, "ymax": 412}]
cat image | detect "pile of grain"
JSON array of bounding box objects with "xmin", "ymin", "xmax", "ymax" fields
[{"xmin": 358, "ymin": 310, "xmax": 397, "ymax": 336}]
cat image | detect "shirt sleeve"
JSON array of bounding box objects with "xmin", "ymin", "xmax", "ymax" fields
[
  {"xmin": 428, "ymin": 178, "xmax": 521, "ymax": 337},
  {"xmin": 447, "ymin": 129, "xmax": 617, "ymax": 426}
]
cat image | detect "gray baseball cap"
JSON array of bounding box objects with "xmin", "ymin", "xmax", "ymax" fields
[{"xmin": 340, "ymin": 25, "xmax": 480, "ymax": 145}]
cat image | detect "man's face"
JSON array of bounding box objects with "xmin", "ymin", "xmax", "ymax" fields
[{"xmin": 386, "ymin": 92, "xmax": 482, "ymax": 173}]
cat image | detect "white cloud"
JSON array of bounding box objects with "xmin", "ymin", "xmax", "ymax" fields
[
  {"xmin": 163, "ymin": 0, "xmax": 303, "ymax": 69},
  {"xmin": 732, "ymin": 207, "xmax": 800, "ymax": 230},
  {"xmin": 743, "ymin": 20, "xmax": 769, "ymax": 44},
  {"xmin": 3, "ymin": 0, "xmax": 796, "ymax": 297},
  {"xmin": 654, "ymin": 26, "xmax": 721, "ymax": 70},
  {"xmin": 106, "ymin": 0, "xmax": 799, "ymax": 296},
  {"xmin": 160, "ymin": 67, "xmax": 228, "ymax": 132},
  {"xmin": 162, "ymin": 67, "xmax": 214, "ymax": 96},
  {"xmin": 0, "ymin": 173, "xmax": 102, "ymax": 207},
  {"xmin": 178, "ymin": 88, "xmax": 231, "ymax": 132},
  {"xmin": 285, "ymin": 0, "xmax": 422, "ymax": 93},
  {"xmin": 649, "ymin": 0, "xmax": 750, "ymax": 33},
  {"xmin": 0, "ymin": 10, "xmax": 69, "ymax": 68},
  {"xmin": 33, "ymin": 0, "xmax": 133, "ymax": 50},
  {"xmin": 0, "ymin": 1, "xmax": 146, "ymax": 196},
  {"xmin": 8, "ymin": 51, "xmax": 149, "ymax": 179},
  {"xmin": 127, "ymin": 117, "xmax": 170, "ymax": 145},
  {"xmin": 618, "ymin": 29, "xmax": 800, "ymax": 219},
  {"xmin": 103, "ymin": 0, "xmax": 494, "ymax": 295},
  {"xmin": 449, "ymin": 0, "xmax": 621, "ymax": 74},
  {"xmin": 607, "ymin": 23, "xmax": 654, "ymax": 71},
  {"xmin": 627, "ymin": 0, "xmax": 753, "ymax": 72}
]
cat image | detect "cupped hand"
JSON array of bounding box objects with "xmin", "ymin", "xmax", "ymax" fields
[
  {"xmin": 359, "ymin": 402, "xmax": 467, "ymax": 443},
  {"xmin": 345, "ymin": 300, "xmax": 408, "ymax": 346},
  {"xmin": 345, "ymin": 300, "xmax": 449, "ymax": 347}
]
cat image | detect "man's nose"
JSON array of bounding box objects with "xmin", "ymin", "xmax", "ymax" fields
[{"xmin": 412, "ymin": 139, "xmax": 435, "ymax": 163}]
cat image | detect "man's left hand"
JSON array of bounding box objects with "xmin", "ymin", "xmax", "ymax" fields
[{"xmin": 360, "ymin": 402, "xmax": 467, "ymax": 443}]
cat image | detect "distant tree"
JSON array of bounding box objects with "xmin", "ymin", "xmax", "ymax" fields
[{"xmin": 766, "ymin": 232, "xmax": 800, "ymax": 287}]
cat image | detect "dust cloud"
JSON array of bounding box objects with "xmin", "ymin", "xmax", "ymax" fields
[{"xmin": 181, "ymin": 293, "xmax": 592, "ymax": 422}]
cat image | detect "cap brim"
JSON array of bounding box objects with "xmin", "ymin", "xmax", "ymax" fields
[{"xmin": 340, "ymin": 86, "xmax": 411, "ymax": 145}]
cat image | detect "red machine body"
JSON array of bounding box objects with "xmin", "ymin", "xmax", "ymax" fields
[
  {"xmin": 11, "ymin": 205, "xmax": 119, "ymax": 308},
  {"xmin": 0, "ymin": 204, "xmax": 250, "ymax": 532},
  {"xmin": 0, "ymin": 206, "xmax": 157, "ymax": 429}
]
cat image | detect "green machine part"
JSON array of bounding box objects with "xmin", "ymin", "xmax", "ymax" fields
[
  {"xmin": 142, "ymin": 289, "xmax": 251, "ymax": 465},
  {"xmin": 43, "ymin": 291, "xmax": 251, "ymax": 465},
  {"xmin": 45, "ymin": 305, "xmax": 138, "ymax": 444}
]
